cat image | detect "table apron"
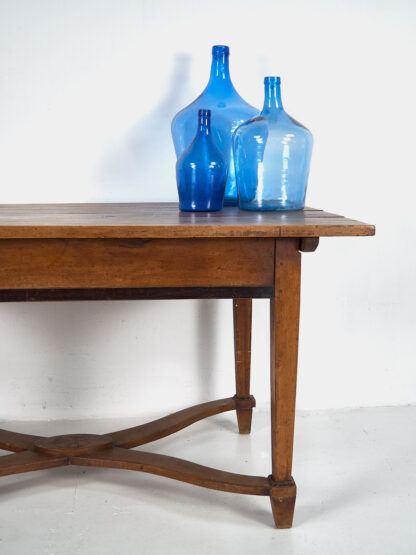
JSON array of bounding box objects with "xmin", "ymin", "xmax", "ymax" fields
[{"xmin": 0, "ymin": 237, "xmax": 275, "ymax": 290}]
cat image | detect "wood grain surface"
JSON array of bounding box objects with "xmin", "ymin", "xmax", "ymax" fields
[
  {"xmin": 0, "ymin": 450, "xmax": 67, "ymax": 477},
  {"xmin": 270, "ymin": 238, "xmax": 301, "ymax": 483},
  {"xmin": 0, "ymin": 203, "xmax": 375, "ymax": 238},
  {"xmin": 109, "ymin": 397, "xmax": 247, "ymax": 449},
  {"xmin": 71, "ymin": 447, "xmax": 271, "ymax": 496},
  {"xmin": 0, "ymin": 237, "xmax": 274, "ymax": 289},
  {"xmin": 233, "ymin": 298, "xmax": 254, "ymax": 434}
]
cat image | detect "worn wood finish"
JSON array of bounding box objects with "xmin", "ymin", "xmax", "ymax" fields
[
  {"xmin": 109, "ymin": 397, "xmax": 252, "ymax": 449},
  {"xmin": 0, "ymin": 399, "xmax": 263, "ymax": 493},
  {"xmin": 0, "ymin": 434, "xmax": 270, "ymax": 494},
  {"xmin": 269, "ymin": 238, "xmax": 301, "ymax": 527},
  {"xmin": 0, "ymin": 428, "xmax": 43, "ymax": 452},
  {"xmin": 269, "ymin": 478, "xmax": 297, "ymax": 529},
  {"xmin": 0, "ymin": 450, "xmax": 67, "ymax": 477},
  {"xmin": 299, "ymin": 237, "xmax": 320, "ymax": 252},
  {"xmin": 71, "ymin": 447, "xmax": 271, "ymax": 496},
  {"xmin": 0, "ymin": 203, "xmax": 375, "ymax": 238},
  {"xmin": 34, "ymin": 434, "xmax": 113, "ymax": 456},
  {"xmin": 233, "ymin": 298, "xmax": 254, "ymax": 433},
  {"xmin": 0, "ymin": 238, "xmax": 274, "ymax": 290}
]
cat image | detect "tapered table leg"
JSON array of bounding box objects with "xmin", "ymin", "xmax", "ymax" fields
[
  {"xmin": 269, "ymin": 238, "xmax": 301, "ymax": 528},
  {"xmin": 233, "ymin": 298, "xmax": 254, "ymax": 434}
]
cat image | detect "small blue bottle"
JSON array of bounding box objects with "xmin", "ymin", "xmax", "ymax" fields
[
  {"xmin": 176, "ymin": 109, "xmax": 227, "ymax": 212},
  {"xmin": 233, "ymin": 76, "xmax": 313, "ymax": 211},
  {"xmin": 171, "ymin": 45, "xmax": 258, "ymax": 206}
]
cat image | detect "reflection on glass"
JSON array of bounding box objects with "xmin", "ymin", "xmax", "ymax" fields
[
  {"xmin": 176, "ymin": 109, "xmax": 227, "ymax": 212},
  {"xmin": 233, "ymin": 77, "xmax": 313, "ymax": 211}
]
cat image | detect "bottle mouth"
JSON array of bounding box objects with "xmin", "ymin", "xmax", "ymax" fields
[
  {"xmin": 264, "ymin": 76, "xmax": 281, "ymax": 85},
  {"xmin": 198, "ymin": 109, "xmax": 211, "ymax": 118},
  {"xmin": 212, "ymin": 45, "xmax": 230, "ymax": 57}
]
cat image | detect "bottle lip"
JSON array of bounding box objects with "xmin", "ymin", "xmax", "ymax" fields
[
  {"xmin": 212, "ymin": 45, "xmax": 230, "ymax": 56},
  {"xmin": 198, "ymin": 109, "xmax": 211, "ymax": 117},
  {"xmin": 264, "ymin": 76, "xmax": 281, "ymax": 85}
]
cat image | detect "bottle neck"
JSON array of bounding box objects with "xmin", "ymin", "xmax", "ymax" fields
[
  {"xmin": 205, "ymin": 51, "xmax": 236, "ymax": 96},
  {"xmin": 197, "ymin": 111, "xmax": 211, "ymax": 137},
  {"xmin": 261, "ymin": 81, "xmax": 283, "ymax": 115}
]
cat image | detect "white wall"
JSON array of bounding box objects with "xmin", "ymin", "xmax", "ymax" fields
[{"xmin": 0, "ymin": 0, "xmax": 415, "ymax": 421}]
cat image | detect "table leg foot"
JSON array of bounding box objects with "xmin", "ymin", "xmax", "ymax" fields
[
  {"xmin": 269, "ymin": 478, "xmax": 297, "ymax": 529},
  {"xmin": 236, "ymin": 408, "xmax": 253, "ymax": 435},
  {"xmin": 233, "ymin": 395, "xmax": 256, "ymax": 435}
]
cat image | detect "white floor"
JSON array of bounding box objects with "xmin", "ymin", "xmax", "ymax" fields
[{"xmin": 0, "ymin": 406, "xmax": 415, "ymax": 555}]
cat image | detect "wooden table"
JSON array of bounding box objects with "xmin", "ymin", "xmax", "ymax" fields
[{"xmin": 0, "ymin": 203, "xmax": 374, "ymax": 528}]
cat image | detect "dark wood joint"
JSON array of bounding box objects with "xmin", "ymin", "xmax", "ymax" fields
[
  {"xmin": 233, "ymin": 394, "xmax": 256, "ymax": 412},
  {"xmin": 299, "ymin": 237, "xmax": 320, "ymax": 252}
]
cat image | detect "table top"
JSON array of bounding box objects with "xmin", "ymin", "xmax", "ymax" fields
[{"xmin": 0, "ymin": 203, "xmax": 375, "ymax": 239}]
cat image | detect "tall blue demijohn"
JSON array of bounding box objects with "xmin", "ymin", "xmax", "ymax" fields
[
  {"xmin": 176, "ymin": 109, "xmax": 227, "ymax": 212},
  {"xmin": 233, "ymin": 76, "xmax": 313, "ymax": 211},
  {"xmin": 171, "ymin": 45, "xmax": 258, "ymax": 206}
]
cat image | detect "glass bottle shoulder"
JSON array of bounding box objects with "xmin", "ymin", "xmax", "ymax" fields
[
  {"xmin": 172, "ymin": 88, "xmax": 258, "ymax": 126},
  {"xmin": 179, "ymin": 131, "xmax": 226, "ymax": 164},
  {"xmin": 234, "ymin": 109, "xmax": 313, "ymax": 140}
]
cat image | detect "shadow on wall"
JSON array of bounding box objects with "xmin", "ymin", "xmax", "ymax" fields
[
  {"xmin": 0, "ymin": 54, "xmax": 231, "ymax": 421},
  {"xmin": 0, "ymin": 299, "xmax": 227, "ymax": 420},
  {"xmin": 93, "ymin": 55, "xmax": 223, "ymax": 414},
  {"xmin": 96, "ymin": 53, "xmax": 193, "ymax": 202}
]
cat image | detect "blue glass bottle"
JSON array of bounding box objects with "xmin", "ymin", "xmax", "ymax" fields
[
  {"xmin": 176, "ymin": 109, "xmax": 227, "ymax": 212},
  {"xmin": 171, "ymin": 45, "xmax": 258, "ymax": 206},
  {"xmin": 233, "ymin": 76, "xmax": 313, "ymax": 211}
]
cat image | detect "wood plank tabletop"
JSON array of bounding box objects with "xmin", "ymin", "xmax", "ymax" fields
[{"xmin": 0, "ymin": 203, "xmax": 375, "ymax": 239}]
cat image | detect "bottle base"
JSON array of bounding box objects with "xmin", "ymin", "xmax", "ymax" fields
[
  {"xmin": 179, "ymin": 206, "xmax": 223, "ymax": 212},
  {"xmin": 239, "ymin": 201, "xmax": 304, "ymax": 212}
]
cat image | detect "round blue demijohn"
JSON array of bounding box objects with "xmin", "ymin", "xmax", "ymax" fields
[
  {"xmin": 172, "ymin": 45, "xmax": 258, "ymax": 206},
  {"xmin": 233, "ymin": 76, "xmax": 313, "ymax": 211}
]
